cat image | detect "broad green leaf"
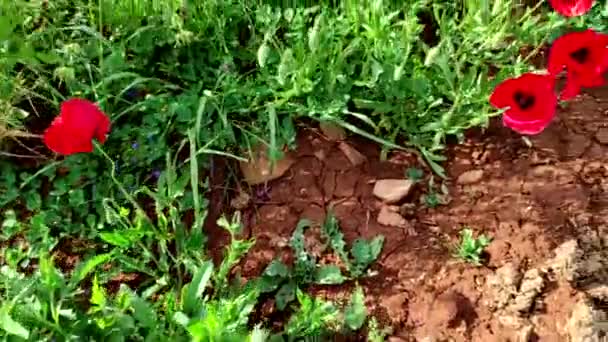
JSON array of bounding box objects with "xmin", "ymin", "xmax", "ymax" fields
[
  {"xmin": 263, "ymin": 260, "xmax": 290, "ymax": 278},
  {"xmin": 99, "ymin": 231, "xmax": 132, "ymax": 248},
  {"xmin": 0, "ymin": 305, "xmax": 29, "ymax": 339},
  {"xmin": 131, "ymin": 295, "xmax": 157, "ymax": 328},
  {"xmin": 90, "ymin": 275, "xmax": 106, "ymax": 308},
  {"xmin": 275, "ymin": 281, "xmax": 296, "ymax": 310},
  {"xmin": 70, "ymin": 253, "xmax": 113, "ymax": 287},
  {"xmin": 183, "ymin": 261, "xmax": 213, "ymax": 314},
  {"xmin": 344, "ymin": 286, "xmax": 367, "ymax": 330},
  {"xmin": 314, "ymin": 265, "xmax": 346, "ymax": 285},
  {"xmin": 257, "ymin": 43, "xmax": 270, "ymax": 68}
]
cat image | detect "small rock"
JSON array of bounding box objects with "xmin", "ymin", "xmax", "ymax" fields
[
  {"xmin": 486, "ymin": 262, "xmax": 522, "ymax": 310},
  {"xmin": 508, "ymin": 268, "xmax": 544, "ymax": 313},
  {"xmin": 584, "ymin": 283, "xmax": 608, "ymax": 301},
  {"xmin": 377, "ymin": 205, "xmax": 408, "ymax": 228},
  {"xmin": 240, "ymin": 147, "xmax": 295, "ymax": 185},
  {"xmin": 566, "ymin": 299, "xmax": 607, "ymax": 342},
  {"xmin": 544, "ymin": 239, "xmax": 580, "ymax": 281},
  {"xmin": 338, "ymin": 142, "xmax": 367, "ymax": 166},
  {"xmin": 456, "ymin": 170, "xmax": 484, "ymax": 185},
  {"xmin": 373, "ymin": 179, "xmax": 414, "ymax": 203},
  {"xmin": 319, "ymin": 121, "xmax": 347, "ymax": 141},
  {"xmin": 595, "ymin": 127, "xmax": 608, "ymax": 145}
]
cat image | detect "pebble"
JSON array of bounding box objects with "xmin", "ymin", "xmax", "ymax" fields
[
  {"xmin": 338, "ymin": 142, "xmax": 367, "ymax": 166},
  {"xmin": 373, "ymin": 179, "xmax": 414, "ymax": 203},
  {"xmin": 456, "ymin": 170, "xmax": 484, "ymax": 185},
  {"xmin": 377, "ymin": 205, "xmax": 408, "ymax": 227}
]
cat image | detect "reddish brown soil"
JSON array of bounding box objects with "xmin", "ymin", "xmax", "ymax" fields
[{"xmin": 207, "ymin": 87, "xmax": 608, "ymax": 341}]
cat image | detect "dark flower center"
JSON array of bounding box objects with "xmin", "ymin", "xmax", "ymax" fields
[
  {"xmin": 513, "ymin": 91, "xmax": 535, "ymax": 110},
  {"xmin": 569, "ymin": 47, "xmax": 589, "ymax": 64}
]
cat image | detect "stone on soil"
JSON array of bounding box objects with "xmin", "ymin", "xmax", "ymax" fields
[
  {"xmin": 507, "ymin": 268, "xmax": 544, "ymax": 313},
  {"xmin": 566, "ymin": 299, "xmax": 607, "ymax": 342},
  {"xmin": 240, "ymin": 148, "xmax": 295, "ymax": 185},
  {"xmin": 373, "ymin": 179, "xmax": 414, "ymax": 203},
  {"xmin": 456, "ymin": 169, "xmax": 484, "ymax": 185},
  {"xmin": 338, "ymin": 142, "xmax": 367, "ymax": 166},
  {"xmin": 584, "ymin": 284, "xmax": 608, "ymax": 300},
  {"xmin": 485, "ymin": 262, "xmax": 522, "ymax": 311},
  {"xmin": 377, "ymin": 205, "xmax": 408, "ymax": 228},
  {"xmin": 544, "ymin": 239, "xmax": 580, "ymax": 281}
]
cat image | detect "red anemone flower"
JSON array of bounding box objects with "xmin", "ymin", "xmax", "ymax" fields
[
  {"xmin": 548, "ymin": 29, "xmax": 608, "ymax": 100},
  {"xmin": 43, "ymin": 98, "xmax": 111, "ymax": 155},
  {"xmin": 549, "ymin": 0, "xmax": 595, "ymax": 17},
  {"xmin": 490, "ymin": 73, "xmax": 557, "ymax": 135}
]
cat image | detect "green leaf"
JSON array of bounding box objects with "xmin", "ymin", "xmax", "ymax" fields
[
  {"xmin": 0, "ymin": 305, "xmax": 29, "ymax": 339},
  {"xmin": 130, "ymin": 295, "xmax": 157, "ymax": 328},
  {"xmin": 257, "ymin": 43, "xmax": 270, "ymax": 68},
  {"xmin": 263, "ymin": 260, "xmax": 290, "ymax": 278},
  {"xmin": 98, "ymin": 231, "xmax": 132, "ymax": 248},
  {"xmin": 90, "ymin": 275, "xmax": 107, "ymax": 308},
  {"xmin": 351, "ymin": 235, "xmax": 385, "ymax": 274},
  {"xmin": 314, "ymin": 265, "xmax": 346, "ymax": 285},
  {"xmin": 183, "ymin": 261, "xmax": 214, "ymax": 314},
  {"xmin": 344, "ymin": 286, "xmax": 367, "ymax": 331},
  {"xmin": 70, "ymin": 253, "xmax": 113, "ymax": 287},
  {"xmin": 275, "ymin": 281, "xmax": 296, "ymax": 310}
]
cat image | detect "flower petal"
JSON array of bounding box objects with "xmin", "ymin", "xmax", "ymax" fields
[
  {"xmin": 548, "ymin": 29, "xmax": 607, "ymax": 77},
  {"xmin": 502, "ymin": 112, "xmax": 553, "ymax": 135},
  {"xmin": 561, "ymin": 76, "xmax": 582, "ymax": 100},
  {"xmin": 43, "ymin": 117, "xmax": 94, "ymax": 155},
  {"xmin": 549, "ymin": 0, "xmax": 595, "ymax": 17},
  {"xmin": 43, "ymin": 98, "xmax": 111, "ymax": 155},
  {"xmin": 490, "ymin": 72, "xmax": 557, "ymax": 135}
]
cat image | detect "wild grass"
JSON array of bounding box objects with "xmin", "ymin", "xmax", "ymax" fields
[{"xmin": 1, "ymin": 0, "xmax": 607, "ymax": 340}]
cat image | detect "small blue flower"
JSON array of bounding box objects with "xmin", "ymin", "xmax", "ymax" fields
[
  {"xmin": 151, "ymin": 170, "xmax": 161, "ymax": 179},
  {"xmin": 131, "ymin": 142, "xmax": 139, "ymax": 149}
]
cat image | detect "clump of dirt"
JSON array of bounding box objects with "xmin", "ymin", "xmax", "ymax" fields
[{"xmin": 206, "ymin": 87, "xmax": 608, "ymax": 340}]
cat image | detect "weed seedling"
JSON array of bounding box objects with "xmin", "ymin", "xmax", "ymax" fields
[
  {"xmin": 454, "ymin": 228, "xmax": 491, "ymax": 266},
  {"xmin": 406, "ymin": 167, "xmax": 424, "ymax": 182}
]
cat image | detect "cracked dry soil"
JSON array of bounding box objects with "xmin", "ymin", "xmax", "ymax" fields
[{"xmin": 206, "ymin": 87, "xmax": 608, "ymax": 341}]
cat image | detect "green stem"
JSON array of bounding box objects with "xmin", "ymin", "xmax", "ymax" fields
[{"xmin": 93, "ymin": 141, "xmax": 150, "ymax": 223}]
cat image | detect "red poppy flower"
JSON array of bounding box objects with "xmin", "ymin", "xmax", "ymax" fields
[
  {"xmin": 490, "ymin": 73, "xmax": 557, "ymax": 135},
  {"xmin": 548, "ymin": 29, "xmax": 608, "ymax": 100},
  {"xmin": 43, "ymin": 98, "xmax": 111, "ymax": 155},
  {"xmin": 549, "ymin": 0, "xmax": 595, "ymax": 17}
]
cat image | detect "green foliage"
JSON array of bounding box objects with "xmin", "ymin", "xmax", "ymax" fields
[
  {"xmin": 406, "ymin": 167, "xmax": 424, "ymax": 182},
  {"xmin": 258, "ymin": 212, "xmax": 382, "ymax": 332},
  {"xmin": 322, "ymin": 211, "xmax": 384, "ymax": 277},
  {"xmin": 2, "ymin": 0, "xmax": 606, "ymax": 340},
  {"xmin": 454, "ymin": 228, "xmax": 492, "ymax": 266},
  {"xmin": 344, "ymin": 286, "xmax": 367, "ymax": 331}
]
